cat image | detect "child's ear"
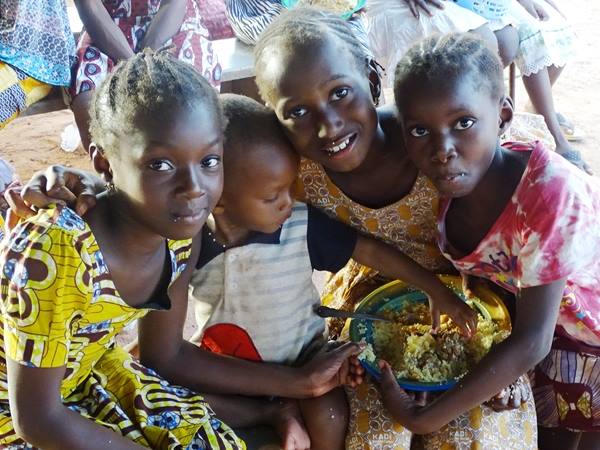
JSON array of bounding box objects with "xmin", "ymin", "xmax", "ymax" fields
[
  {"xmin": 498, "ymin": 95, "xmax": 514, "ymax": 136},
  {"xmin": 90, "ymin": 144, "xmax": 112, "ymax": 184}
]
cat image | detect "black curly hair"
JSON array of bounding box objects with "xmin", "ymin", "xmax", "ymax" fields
[
  {"xmin": 89, "ymin": 49, "xmax": 223, "ymax": 154},
  {"xmin": 254, "ymin": 6, "xmax": 381, "ymax": 105},
  {"xmin": 394, "ymin": 33, "xmax": 505, "ymax": 109}
]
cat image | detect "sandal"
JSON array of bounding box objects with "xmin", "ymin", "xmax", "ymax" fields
[
  {"xmin": 557, "ymin": 113, "xmax": 586, "ymax": 142},
  {"xmin": 559, "ymin": 149, "xmax": 593, "ymax": 175}
]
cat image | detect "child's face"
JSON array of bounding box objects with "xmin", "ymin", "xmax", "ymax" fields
[
  {"xmin": 265, "ymin": 38, "xmax": 378, "ymax": 173},
  {"xmin": 222, "ymin": 143, "xmax": 298, "ymax": 234},
  {"xmin": 105, "ymin": 107, "xmax": 224, "ymax": 240},
  {"xmin": 397, "ymin": 75, "xmax": 511, "ymax": 198}
]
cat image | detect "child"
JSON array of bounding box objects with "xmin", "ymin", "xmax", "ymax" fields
[
  {"xmin": 0, "ymin": 49, "xmax": 245, "ymax": 449},
  {"xmin": 384, "ymin": 32, "xmax": 600, "ymax": 450},
  {"xmin": 190, "ymin": 93, "xmax": 477, "ymax": 449},
  {"xmin": 70, "ymin": 0, "xmax": 221, "ymax": 152}
]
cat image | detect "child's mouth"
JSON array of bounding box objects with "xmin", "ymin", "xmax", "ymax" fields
[{"xmin": 324, "ymin": 133, "xmax": 357, "ymax": 157}]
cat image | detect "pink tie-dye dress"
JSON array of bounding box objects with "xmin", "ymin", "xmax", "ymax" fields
[{"xmin": 438, "ymin": 141, "xmax": 600, "ymax": 431}]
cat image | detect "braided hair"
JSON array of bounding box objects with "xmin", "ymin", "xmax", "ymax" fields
[
  {"xmin": 254, "ymin": 7, "xmax": 380, "ymax": 105},
  {"xmin": 394, "ymin": 33, "xmax": 504, "ymax": 107},
  {"xmin": 89, "ymin": 49, "xmax": 223, "ymax": 154}
]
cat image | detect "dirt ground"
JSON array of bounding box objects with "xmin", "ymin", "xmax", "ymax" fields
[{"xmin": 1, "ymin": 0, "xmax": 598, "ymax": 178}]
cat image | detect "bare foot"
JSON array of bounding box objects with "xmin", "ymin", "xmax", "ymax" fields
[{"xmin": 271, "ymin": 399, "xmax": 311, "ymax": 450}]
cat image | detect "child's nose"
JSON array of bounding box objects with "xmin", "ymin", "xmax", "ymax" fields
[
  {"xmin": 317, "ymin": 109, "xmax": 343, "ymax": 140},
  {"xmin": 432, "ymin": 135, "xmax": 457, "ymax": 163},
  {"xmin": 280, "ymin": 191, "xmax": 293, "ymax": 211},
  {"xmin": 178, "ymin": 166, "xmax": 205, "ymax": 198}
]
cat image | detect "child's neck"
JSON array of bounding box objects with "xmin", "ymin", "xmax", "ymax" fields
[
  {"xmin": 455, "ymin": 146, "xmax": 523, "ymax": 211},
  {"xmin": 87, "ymin": 194, "xmax": 166, "ymax": 259},
  {"xmin": 323, "ymin": 114, "xmax": 418, "ymax": 208},
  {"xmin": 209, "ymin": 214, "xmax": 253, "ymax": 248}
]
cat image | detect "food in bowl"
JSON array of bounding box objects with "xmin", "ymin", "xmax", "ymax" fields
[{"xmin": 359, "ymin": 302, "xmax": 509, "ymax": 383}]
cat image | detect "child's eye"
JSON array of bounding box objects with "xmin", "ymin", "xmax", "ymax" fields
[
  {"xmin": 264, "ymin": 193, "xmax": 278, "ymax": 203},
  {"xmin": 455, "ymin": 118, "xmax": 475, "ymax": 130},
  {"xmin": 409, "ymin": 126, "xmax": 429, "ymax": 137},
  {"xmin": 201, "ymin": 156, "xmax": 221, "ymax": 169},
  {"xmin": 149, "ymin": 160, "xmax": 174, "ymax": 171},
  {"xmin": 331, "ymin": 87, "xmax": 349, "ymax": 101},
  {"xmin": 289, "ymin": 107, "xmax": 308, "ymax": 119}
]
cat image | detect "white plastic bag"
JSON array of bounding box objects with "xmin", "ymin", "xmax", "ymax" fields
[{"xmin": 60, "ymin": 123, "xmax": 81, "ymax": 153}]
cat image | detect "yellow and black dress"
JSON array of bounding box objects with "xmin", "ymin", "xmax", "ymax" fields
[{"xmin": 0, "ymin": 205, "xmax": 244, "ymax": 449}]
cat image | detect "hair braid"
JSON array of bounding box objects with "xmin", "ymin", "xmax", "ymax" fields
[
  {"xmin": 393, "ymin": 33, "xmax": 504, "ymax": 105},
  {"xmin": 89, "ymin": 49, "xmax": 223, "ymax": 154},
  {"xmin": 254, "ymin": 6, "xmax": 379, "ymax": 104}
]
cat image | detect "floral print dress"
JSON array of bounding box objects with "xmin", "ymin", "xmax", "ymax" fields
[{"xmin": 0, "ymin": 206, "xmax": 244, "ymax": 449}]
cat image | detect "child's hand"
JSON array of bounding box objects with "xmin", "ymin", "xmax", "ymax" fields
[
  {"xmin": 517, "ymin": 0, "xmax": 549, "ymax": 21},
  {"xmin": 346, "ymin": 354, "xmax": 365, "ymax": 388},
  {"xmin": 485, "ymin": 375, "xmax": 530, "ymax": 411},
  {"xmin": 299, "ymin": 341, "xmax": 365, "ymax": 397},
  {"xmin": 427, "ymin": 285, "xmax": 477, "ymax": 337},
  {"xmin": 402, "ymin": 0, "xmax": 445, "ymax": 19},
  {"xmin": 378, "ymin": 360, "xmax": 420, "ymax": 425},
  {"xmin": 5, "ymin": 166, "xmax": 100, "ymax": 218}
]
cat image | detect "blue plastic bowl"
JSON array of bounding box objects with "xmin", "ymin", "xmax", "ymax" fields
[{"xmin": 348, "ymin": 276, "xmax": 510, "ymax": 391}]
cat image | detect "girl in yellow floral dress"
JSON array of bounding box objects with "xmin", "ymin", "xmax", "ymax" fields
[{"xmin": 0, "ymin": 50, "xmax": 246, "ymax": 450}]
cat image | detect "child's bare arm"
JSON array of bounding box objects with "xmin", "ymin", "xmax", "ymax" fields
[
  {"xmin": 6, "ymin": 359, "xmax": 144, "ymax": 450},
  {"xmin": 138, "ymin": 0, "xmax": 187, "ymax": 51},
  {"xmin": 138, "ymin": 238, "xmax": 363, "ymax": 399},
  {"xmin": 74, "ymin": 0, "xmax": 135, "ymax": 62},
  {"xmin": 378, "ymin": 278, "xmax": 565, "ymax": 434},
  {"xmin": 352, "ymin": 235, "xmax": 477, "ymax": 334},
  {"xmin": 6, "ymin": 166, "xmax": 103, "ymax": 219}
]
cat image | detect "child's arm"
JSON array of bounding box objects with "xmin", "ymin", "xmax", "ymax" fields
[
  {"xmin": 6, "ymin": 360, "xmax": 144, "ymax": 450},
  {"xmin": 5, "ymin": 166, "xmax": 103, "ymax": 219},
  {"xmin": 74, "ymin": 0, "xmax": 135, "ymax": 62},
  {"xmin": 137, "ymin": 239, "xmax": 363, "ymax": 399},
  {"xmin": 352, "ymin": 236, "xmax": 478, "ymax": 334},
  {"xmin": 377, "ymin": 278, "xmax": 565, "ymax": 434},
  {"xmin": 138, "ymin": 0, "xmax": 187, "ymax": 51}
]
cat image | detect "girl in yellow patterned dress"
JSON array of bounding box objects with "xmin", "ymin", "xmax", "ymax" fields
[
  {"xmin": 252, "ymin": 7, "xmax": 538, "ymax": 450},
  {"xmin": 0, "ymin": 51, "xmax": 247, "ymax": 450}
]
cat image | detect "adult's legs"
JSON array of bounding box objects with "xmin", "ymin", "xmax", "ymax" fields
[
  {"xmin": 70, "ymin": 91, "xmax": 94, "ymax": 157},
  {"xmin": 298, "ymin": 387, "xmax": 349, "ymax": 450}
]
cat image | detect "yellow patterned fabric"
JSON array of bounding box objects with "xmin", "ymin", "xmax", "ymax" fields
[
  {"xmin": 0, "ymin": 206, "xmax": 244, "ymax": 449},
  {"xmin": 345, "ymin": 376, "xmax": 538, "ymax": 450},
  {"xmin": 0, "ymin": 62, "xmax": 51, "ymax": 129},
  {"xmin": 296, "ymin": 158, "xmax": 454, "ymax": 338}
]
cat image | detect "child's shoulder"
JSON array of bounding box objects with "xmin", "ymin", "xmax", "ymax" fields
[
  {"xmin": 4, "ymin": 205, "xmax": 91, "ymax": 255},
  {"xmin": 510, "ymin": 142, "xmax": 600, "ymax": 212}
]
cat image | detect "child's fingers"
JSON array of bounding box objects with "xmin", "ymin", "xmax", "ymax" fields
[
  {"xmin": 4, "ymin": 185, "xmax": 36, "ymax": 219},
  {"xmin": 75, "ymin": 194, "xmax": 97, "ymax": 217},
  {"xmin": 407, "ymin": 0, "xmax": 419, "ymax": 18},
  {"xmin": 378, "ymin": 360, "xmax": 397, "ymax": 390},
  {"xmin": 430, "ymin": 307, "xmax": 441, "ymax": 333}
]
